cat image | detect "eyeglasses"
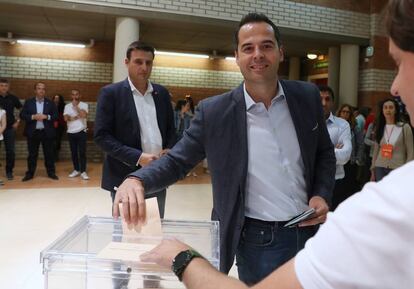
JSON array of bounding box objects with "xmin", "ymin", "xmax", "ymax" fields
[{"xmin": 341, "ymin": 110, "xmax": 351, "ymax": 114}]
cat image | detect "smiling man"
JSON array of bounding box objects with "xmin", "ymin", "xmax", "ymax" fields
[{"xmin": 115, "ymin": 13, "xmax": 335, "ymax": 285}]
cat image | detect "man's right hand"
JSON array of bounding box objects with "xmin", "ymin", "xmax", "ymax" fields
[
  {"xmin": 113, "ymin": 177, "xmax": 146, "ymax": 225},
  {"xmin": 139, "ymin": 153, "xmax": 159, "ymax": 167}
]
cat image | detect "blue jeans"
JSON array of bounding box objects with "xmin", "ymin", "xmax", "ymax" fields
[
  {"xmin": 375, "ymin": 167, "xmax": 393, "ymax": 182},
  {"xmin": 236, "ymin": 217, "xmax": 316, "ymax": 285}
]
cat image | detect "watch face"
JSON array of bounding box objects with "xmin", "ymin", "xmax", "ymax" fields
[{"xmin": 173, "ymin": 250, "xmax": 190, "ymax": 271}]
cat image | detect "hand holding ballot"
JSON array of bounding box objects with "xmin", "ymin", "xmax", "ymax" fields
[{"xmin": 113, "ymin": 177, "xmax": 147, "ymax": 225}]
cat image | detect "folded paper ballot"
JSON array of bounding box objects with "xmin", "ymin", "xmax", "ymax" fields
[
  {"xmin": 283, "ymin": 208, "xmax": 316, "ymax": 228},
  {"xmin": 121, "ymin": 197, "xmax": 163, "ymax": 236},
  {"xmin": 96, "ymin": 197, "xmax": 163, "ymax": 262}
]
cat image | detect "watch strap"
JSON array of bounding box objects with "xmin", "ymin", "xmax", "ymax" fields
[{"xmin": 172, "ymin": 249, "xmax": 204, "ymax": 281}]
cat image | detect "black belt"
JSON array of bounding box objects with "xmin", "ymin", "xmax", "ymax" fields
[{"xmin": 244, "ymin": 217, "xmax": 289, "ymax": 227}]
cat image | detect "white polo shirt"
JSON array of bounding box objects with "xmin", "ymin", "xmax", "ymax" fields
[
  {"xmin": 295, "ymin": 160, "xmax": 414, "ymax": 288},
  {"xmin": 64, "ymin": 101, "xmax": 88, "ymax": 134}
]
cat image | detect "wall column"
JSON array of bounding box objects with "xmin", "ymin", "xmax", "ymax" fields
[
  {"xmin": 328, "ymin": 46, "xmax": 340, "ymax": 106},
  {"xmin": 113, "ymin": 17, "xmax": 140, "ymax": 82},
  {"xmin": 339, "ymin": 44, "xmax": 360, "ymax": 106},
  {"xmin": 288, "ymin": 57, "xmax": 300, "ymax": 80}
]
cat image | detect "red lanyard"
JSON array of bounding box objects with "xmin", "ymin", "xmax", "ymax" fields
[{"xmin": 385, "ymin": 125, "xmax": 395, "ymax": 144}]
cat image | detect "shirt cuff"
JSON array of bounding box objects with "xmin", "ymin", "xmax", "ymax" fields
[{"xmin": 136, "ymin": 154, "xmax": 142, "ymax": 167}]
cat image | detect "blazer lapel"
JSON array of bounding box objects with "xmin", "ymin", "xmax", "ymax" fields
[
  {"xmin": 232, "ymin": 84, "xmax": 248, "ymax": 201},
  {"xmin": 123, "ymin": 79, "xmax": 140, "ymax": 142},
  {"xmin": 152, "ymin": 87, "xmax": 163, "ymax": 136}
]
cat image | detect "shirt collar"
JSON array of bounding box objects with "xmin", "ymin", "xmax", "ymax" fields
[
  {"xmin": 243, "ymin": 81, "xmax": 285, "ymax": 111},
  {"xmin": 36, "ymin": 97, "xmax": 44, "ymax": 103},
  {"xmin": 326, "ymin": 112, "xmax": 335, "ymax": 124},
  {"xmin": 128, "ymin": 77, "xmax": 153, "ymax": 96}
]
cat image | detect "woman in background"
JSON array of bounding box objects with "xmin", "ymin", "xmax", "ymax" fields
[
  {"xmin": 52, "ymin": 94, "xmax": 66, "ymax": 161},
  {"xmin": 371, "ymin": 98, "xmax": 413, "ymax": 181},
  {"xmin": 0, "ymin": 106, "xmax": 6, "ymax": 185}
]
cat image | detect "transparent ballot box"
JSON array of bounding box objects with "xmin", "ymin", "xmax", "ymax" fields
[{"xmin": 41, "ymin": 216, "xmax": 220, "ymax": 289}]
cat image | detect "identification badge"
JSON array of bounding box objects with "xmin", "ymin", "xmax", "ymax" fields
[{"xmin": 381, "ymin": 144, "xmax": 394, "ymax": 159}]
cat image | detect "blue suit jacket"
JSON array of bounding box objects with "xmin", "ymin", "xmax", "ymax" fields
[
  {"xmin": 94, "ymin": 79, "xmax": 176, "ymax": 192},
  {"xmin": 20, "ymin": 97, "xmax": 58, "ymax": 138},
  {"xmin": 131, "ymin": 80, "xmax": 336, "ymax": 272}
]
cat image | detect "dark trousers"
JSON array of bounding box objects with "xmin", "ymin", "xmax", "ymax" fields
[
  {"xmin": 332, "ymin": 163, "xmax": 361, "ymax": 211},
  {"xmin": 26, "ymin": 130, "xmax": 55, "ymax": 176},
  {"xmin": 375, "ymin": 167, "xmax": 393, "ymax": 182},
  {"xmin": 68, "ymin": 131, "xmax": 87, "ymax": 172},
  {"xmin": 54, "ymin": 125, "xmax": 65, "ymax": 161},
  {"xmin": 236, "ymin": 217, "xmax": 316, "ymax": 285},
  {"xmin": 3, "ymin": 128, "xmax": 16, "ymax": 174}
]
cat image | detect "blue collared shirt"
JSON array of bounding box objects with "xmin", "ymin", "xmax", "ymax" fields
[{"xmin": 244, "ymin": 82, "xmax": 308, "ymax": 221}]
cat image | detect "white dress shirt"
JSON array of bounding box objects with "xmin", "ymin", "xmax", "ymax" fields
[
  {"xmin": 244, "ymin": 83, "xmax": 308, "ymax": 221},
  {"xmin": 326, "ymin": 113, "xmax": 352, "ymax": 179},
  {"xmin": 128, "ymin": 78, "xmax": 162, "ymax": 158},
  {"xmin": 35, "ymin": 98, "xmax": 45, "ymax": 129},
  {"xmin": 295, "ymin": 160, "xmax": 414, "ymax": 289}
]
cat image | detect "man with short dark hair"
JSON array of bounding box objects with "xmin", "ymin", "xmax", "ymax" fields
[
  {"xmin": 20, "ymin": 82, "xmax": 58, "ymax": 181},
  {"xmin": 0, "ymin": 79, "xmax": 22, "ymax": 180},
  {"xmin": 319, "ymin": 85, "xmax": 352, "ymax": 210},
  {"xmin": 94, "ymin": 40, "xmax": 176, "ymax": 218},
  {"xmin": 115, "ymin": 13, "xmax": 335, "ymax": 285}
]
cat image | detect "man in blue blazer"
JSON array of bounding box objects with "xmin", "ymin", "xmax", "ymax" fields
[
  {"xmin": 20, "ymin": 82, "xmax": 58, "ymax": 181},
  {"xmin": 94, "ymin": 41, "xmax": 175, "ymax": 218},
  {"xmin": 115, "ymin": 14, "xmax": 335, "ymax": 284}
]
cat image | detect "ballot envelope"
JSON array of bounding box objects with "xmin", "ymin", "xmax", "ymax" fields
[{"xmin": 41, "ymin": 216, "xmax": 220, "ymax": 289}]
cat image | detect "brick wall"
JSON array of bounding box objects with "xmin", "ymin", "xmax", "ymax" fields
[
  {"xmin": 357, "ymin": 0, "xmax": 394, "ymax": 110},
  {"xmin": 59, "ymin": 0, "xmax": 370, "ymax": 38}
]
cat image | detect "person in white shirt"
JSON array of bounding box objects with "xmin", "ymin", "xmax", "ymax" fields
[
  {"xmin": 138, "ymin": 0, "xmax": 414, "ymax": 288},
  {"xmin": 319, "ymin": 85, "xmax": 352, "ymax": 210},
  {"xmin": 64, "ymin": 89, "xmax": 89, "ymax": 180},
  {"xmin": 0, "ymin": 107, "xmax": 6, "ymax": 185}
]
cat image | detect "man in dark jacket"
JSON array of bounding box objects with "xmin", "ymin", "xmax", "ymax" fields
[
  {"xmin": 20, "ymin": 82, "xmax": 58, "ymax": 181},
  {"xmin": 94, "ymin": 41, "xmax": 175, "ymax": 218},
  {"xmin": 114, "ymin": 13, "xmax": 335, "ymax": 285}
]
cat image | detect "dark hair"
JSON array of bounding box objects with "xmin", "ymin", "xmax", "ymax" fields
[
  {"xmin": 0, "ymin": 79, "xmax": 9, "ymax": 84},
  {"xmin": 185, "ymin": 95, "xmax": 195, "ymax": 114},
  {"xmin": 318, "ymin": 85, "xmax": 335, "ymax": 101},
  {"xmin": 337, "ymin": 104, "xmax": 356, "ymax": 129},
  {"xmin": 234, "ymin": 13, "xmax": 282, "ymax": 50},
  {"xmin": 374, "ymin": 98, "xmax": 401, "ymax": 143},
  {"xmin": 175, "ymin": 99, "xmax": 187, "ymax": 111},
  {"xmin": 126, "ymin": 41, "xmax": 155, "ymax": 60},
  {"xmin": 34, "ymin": 82, "xmax": 45, "ymax": 89},
  {"xmin": 53, "ymin": 94, "xmax": 65, "ymax": 113},
  {"xmin": 386, "ymin": 0, "xmax": 414, "ymax": 52},
  {"xmin": 358, "ymin": 106, "xmax": 371, "ymax": 118}
]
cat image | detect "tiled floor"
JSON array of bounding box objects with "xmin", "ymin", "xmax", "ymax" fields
[{"xmin": 0, "ymin": 161, "xmax": 235, "ymax": 289}]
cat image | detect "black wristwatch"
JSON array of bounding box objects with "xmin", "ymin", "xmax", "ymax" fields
[{"xmin": 171, "ymin": 249, "xmax": 204, "ymax": 281}]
